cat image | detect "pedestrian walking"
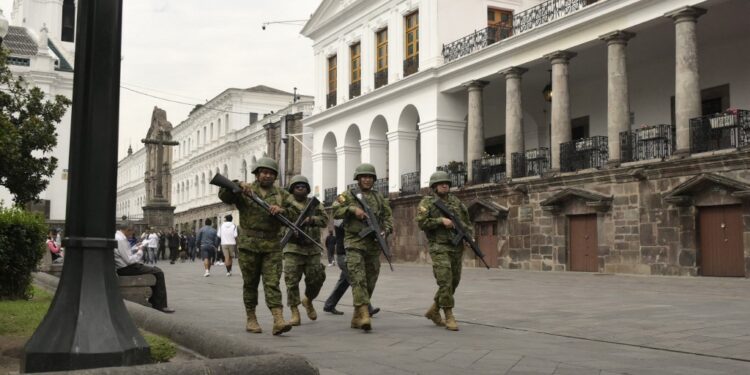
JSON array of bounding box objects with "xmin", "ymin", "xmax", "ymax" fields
[
  {"xmin": 196, "ymin": 219, "xmax": 219, "ymax": 277},
  {"xmin": 283, "ymin": 175, "xmax": 327, "ymax": 326},
  {"xmin": 325, "ymin": 230, "xmax": 336, "ymax": 266},
  {"xmin": 147, "ymin": 229, "xmax": 159, "ymax": 264},
  {"xmin": 168, "ymin": 228, "xmax": 180, "ymax": 264},
  {"xmin": 332, "ymin": 163, "xmax": 393, "ymax": 331},
  {"xmin": 323, "ymin": 221, "xmax": 380, "ymax": 317},
  {"xmin": 187, "ymin": 232, "xmax": 197, "ymax": 262},
  {"xmin": 217, "ymin": 157, "xmax": 293, "ymax": 336},
  {"xmin": 220, "ymin": 214, "xmax": 238, "ymax": 276},
  {"xmin": 415, "ymin": 171, "xmax": 472, "ymax": 331},
  {"xmin": 158, "ymin": 231, "xmax": 167, "ymax": 261}
]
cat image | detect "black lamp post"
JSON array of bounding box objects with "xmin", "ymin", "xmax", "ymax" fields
[{"xmin": 22, "ymin": 0, "xmax": 150, "ymax": 372}]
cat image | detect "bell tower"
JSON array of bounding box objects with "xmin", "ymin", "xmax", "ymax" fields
[{"xmin": 10, "ymin": 0, "xmax": 76, "ymax": 43}]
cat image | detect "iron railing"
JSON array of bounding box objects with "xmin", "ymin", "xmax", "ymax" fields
[
  {"xmin": 442, "ymin": 25, "xmax": 513, "ymax": 63},
  {"xmin": 441, "ymin": 0, "xmax": 598, "ymax": 62},
  {"xmin": 400, "ymin": 171, "xmax": 421, "ymax": 196},
  {"xmin": 323, "ymin": 187, "xmax": 338, "ymax": 206},
  {"xmin": 436, "ymin": 162, "xmax": 467, "ymax": 188},
  {"xmin": 374, "ymin": 69, "xmax": 388, "ymax": 89},
  {"xmin": 349, "ymin": 81, "xmax": 361, "ymax": 99},
  {"xmin": 690, "ymin": 110, "xmax": 750, "ymax": 153},
  {"xmin": 560, "ymin": 136, "xmax": 608, "ymax": 172},
  {"xmin": 471, "ymin": 155, "xmax": 506, "ymax": 184},
  {"xmin": 326, "ymin": 91, "xmax": 337, "ymax": 108},
  {"xmin": 403, "ymin": 54, "xmax": 419, "ymax": 77},
  {"xmin": 346, "ymin": 183, "xmax": 358, "ymax": 193},
  {"xmin": 620, "ymin": 124, "xmax": 675, "ymax": 162},
  {"xmin": 511, "ymin": 148, "xmax": 550, "ymax": 177},
  {"xmin": 374, "ymin": 178, "xmax": 389, "ymax": 196}
]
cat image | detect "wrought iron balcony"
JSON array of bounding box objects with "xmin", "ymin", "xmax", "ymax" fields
[
  {"xmin": 326, "ymin": 91, "xmax": 337, "ymax": 108},
  {"xmin": 374, "ymin": 69, "xmax": 388, "ymax": 89},
  {"xmin": 471, "ymin": 155, "xmax": 506, "ymax": 184},
  {"xmin": 511, "ymin": 148, "xmax": 550, "ymax": 178},
  {"xmin": 400, "ymin": 171, "xmax": 421, "ymax": 196},
  {"xmin": 403, "ymin": 54, "xmax": 419, "ymax": 77},
  {"xmin": 690, "ymin": 110, "xmax": 750, "ymax": 153},
  {"xmin": 349, "ymin": 81, "xmax": 361, "ymax": 99},
  {"xmin": 346, "ymin": 183, "xmax": 358, "ymax": 193},
  {"xmin": 436, "ymin": 161, "xmax": 467, "ymax": 188},
  {"xmin": 442, "ymin": 0, "xmax": 598, "ymax": 62},
  {"xmin": 561, "ymin": 136, "xmax": 608, "ymax": 172},
  {"xmin": 323, "ymin": 187, "xmax": 338, "ymax": 207},
  {"xmin": 374, "ymin": 177, "xmax": 389, "ymax": 196},
  {"xmin": 620, "ymin": 124, "xmax": 675, "ymax": 162}
]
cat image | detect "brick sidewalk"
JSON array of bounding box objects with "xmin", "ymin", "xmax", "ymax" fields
[{"xmin": 159, "ymin": 261, "xmax": 750, "ymax": 374}]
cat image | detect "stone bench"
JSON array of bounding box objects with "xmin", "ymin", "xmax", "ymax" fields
[
  {"xmin": 118, "ymin": 274, "xmax": 157, "ymax": 307},
  {"xmin": 43, "ymin": 263, "xmax": 156, "ymax": 307}
]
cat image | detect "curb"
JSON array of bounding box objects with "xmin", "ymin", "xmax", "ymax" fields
[{"xmin": 33, "ymin": 272, "xmax": 319, "ymax": 374}]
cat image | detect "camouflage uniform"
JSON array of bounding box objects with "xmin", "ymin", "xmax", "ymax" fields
[
  {"xmin": 283, "ymin": 195, "xmax": 327, "ymax": 307},
  {"xmin": 332, "ymin": 189, "xmax": 393, "ymax": 307},
  {"xmin": 415, "ymin": 192, "xmax": 472, "ymax": 308},
  {"xmin": 218, "ymin": 180, "xmax": 289, "ymax": 312}
]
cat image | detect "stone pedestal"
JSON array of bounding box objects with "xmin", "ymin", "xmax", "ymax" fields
[{"xmin": 143, "ymin": 203, "xmax": 176, "ymax": 229}]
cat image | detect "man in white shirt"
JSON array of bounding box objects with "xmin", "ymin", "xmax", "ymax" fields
[
  {"xmin": 114, "ymin": 222, "xmax": 174, "ymax": 313},
  {"xmin": 220, "ymin": 214, "xmax": 238, "ymax": 276},
  {"xmin": 147, "ymin": 229, "xmax": 159, "ymax": 264}
]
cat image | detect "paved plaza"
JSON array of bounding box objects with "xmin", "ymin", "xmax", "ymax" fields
[{"xmin": 160, "ymin": 261, "xmax": 750, "ymax": 374}]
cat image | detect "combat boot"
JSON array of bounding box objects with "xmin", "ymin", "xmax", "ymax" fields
[
  {"xmin": 245, "ymin": 308, "xmax": 262, "ymax": 333},
  {"xmin": 271, "ymin": 307, "xmax": 293, "ymax": 335},
  {"xmin": 302, "ymin": 297, "xmax": 317, "ymax": 320},
  {"xmin": 443, "ymin": 307, "xmax": 459, "ymax": 331},
  {"xmin": 424, "ymin": 302, "xmax": 445, "ymax": 327},
  {"xmin": 350, "ymin": 305, "xmax": 362, "ymax": 329},
  {"xmin": 357, "ymin": 304, "xmax": 372, "ymax": 332},
  {"xmin": 289, "ymin": 305, "xmax": 301, "ymax": 326}
]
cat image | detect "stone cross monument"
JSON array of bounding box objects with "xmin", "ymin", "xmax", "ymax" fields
[{"xmin": 141, "ymin": 107, "xmax": 179, "ymax": 229}]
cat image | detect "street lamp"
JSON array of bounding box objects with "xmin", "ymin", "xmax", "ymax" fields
[{"xmin": 0, "ymin": 9, "xmax": 10, "ymax": 44}]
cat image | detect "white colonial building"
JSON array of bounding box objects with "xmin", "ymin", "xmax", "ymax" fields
[
  {"xmin": 302, "ymin": 0, "xmax": 750, "ymax": 277},
  {"xmin": 116, "ymin": 86, "xmax": 313, "ymax": 232},
  {"xmin": 302, "ymin": 0, "xmax": 750, "ymax": 198},
  {"xmin": 0, "ymin": 0, "xmax": 76, "ymax": 222}
]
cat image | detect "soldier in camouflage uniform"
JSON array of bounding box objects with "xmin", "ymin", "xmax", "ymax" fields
[
  {"xmin": 332, "ymin": 163, "xmax": 393, "ymax": 331},
  {"xmin": 217, "ymin": 157, "xmax": 293, "ymax": 336},
  {"xmin": 415, "ymin": 171, "xmax": 472, "ymax": 331},
  {"xmin": 283, "ymin": 175, "xmax": 327, "ymax": 326}
]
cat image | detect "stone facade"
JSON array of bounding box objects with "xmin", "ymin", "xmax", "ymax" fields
[{"xmin": 388, "ymin": 151, "xmax": 750, "ymax": 277}]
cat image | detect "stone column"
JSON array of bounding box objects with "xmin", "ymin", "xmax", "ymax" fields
[
  {"xmin": 600, "ymin": 30, "xmax": 635, "ymax": 166},
  {"xmin": 499, "ymin": 67, "xmax": 528, "ymax": 179},
  {"xmin": 665, "ymin": 6, "xmax": 707, "ymax": 155},
  {"xmin": 418, "ymin": 119, "xmax": 465, "ymax": 187},
  {"xmin": 464, "ymin": 80, "xmax": 489, "ymax": 180},
  {"xmin": 360, "ymin": 138, "xmax": 389, "ymax": 181},
  {"xmin": 335, "ymin": 145, "xmax": 361, "ymax": 192},
  {"xmin": 544, "ymin": 50, "xmax": 577, "ymax": 171},
  {"xmin": 311, "ymin": 151, "xmax": 337, "ymax": 198}
]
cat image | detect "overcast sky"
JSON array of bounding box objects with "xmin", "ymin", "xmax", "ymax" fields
[{"xmin": 2, "ymin": 0, "xmax": 319, "ymax": 160}]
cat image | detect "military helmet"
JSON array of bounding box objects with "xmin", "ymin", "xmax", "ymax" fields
[
  {"xmin": 429, "ymin": 171, "xmax": 452, "ymax": 188},
  {"xmin": 288, "ymin": 175, "xmax": 310, "ymax": 193},
  {"xmin": 353, "ymin": 163, "xmax": 377, "ymax": 180},
  {"xmin": 252, "ymin": 157, "xmax": 279, "ymax": 174}
]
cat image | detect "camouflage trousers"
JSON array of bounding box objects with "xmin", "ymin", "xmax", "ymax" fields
[
  {"xmin": 238, "ymin": 248, "xmax": 283, "ymax": 311},
  {"xmin": 284, "ymin": 252, "xmax": 326, "ymax": 307},
  {"xmin": 346, "ymin": 248, "xmax": 381, "ymax": 306},
  {"xmin": 430, "ymin": 248, "xmax": 463, "ymax": 308}
]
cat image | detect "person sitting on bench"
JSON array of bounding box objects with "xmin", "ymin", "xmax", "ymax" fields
[{"xmin": 114, "ymin": 222, "xmax": 175, "ymax": 313}]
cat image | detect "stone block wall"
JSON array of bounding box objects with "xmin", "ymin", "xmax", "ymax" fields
[{"xmin": 388, "ymin": 151, "xmax": 750, "ymax": 276}]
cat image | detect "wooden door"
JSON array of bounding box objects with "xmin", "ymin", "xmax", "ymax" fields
[
  {"xmin": 474, "ymin": 222, "xmax": 498, "ymax": 268},
  {"xmin": 699, "ymin": 205, "xmax": 744, "ymax": 277},
  {"xmin": 569, "ymin": 214, "xmax": 598, "ymax": 272}
]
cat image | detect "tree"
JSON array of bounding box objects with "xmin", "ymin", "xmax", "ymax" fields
[{"xmin": 0, "ymin": 48, "xmax": 71, "ymax": 207}]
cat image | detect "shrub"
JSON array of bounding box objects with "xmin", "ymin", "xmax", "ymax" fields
[{"xmin": 0, "ymin": 206, "xmax": 47, "ymax": 300}]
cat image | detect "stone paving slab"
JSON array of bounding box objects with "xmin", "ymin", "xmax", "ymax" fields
[{"xmin": 158, "ymin": 261, "xmax": 750, "ymax": 374}]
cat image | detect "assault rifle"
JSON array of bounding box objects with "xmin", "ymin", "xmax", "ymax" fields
[
  {"xmin": 433, "ymin": 199, "xmax": 490, "ymax": 269},
  {"xmin": 279, "ymin": 197, "xmax": 320, "ymax": 249},
  {"xmin": 351, "ymin": 190, "xmax": 394, "ymax": 271},
  {"xmin": 210, "ymin": 174, "xmax": 325, "ymax": 252}
]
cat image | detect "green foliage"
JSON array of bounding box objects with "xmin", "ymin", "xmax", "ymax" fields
[
  {"xmin": 0, "ymin": 206, "xmax": 47, "ymax": 300},
  {"xmin": 141, "ymin": 331, "xmax": 177, "ymax": 363},
  {"xmin": 0, "ymin": 286, "xmax": 52, "ymax": 336},
  {"xmin": 0, "ymin": 48, "xmax": 72, "ymax": 206}
]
